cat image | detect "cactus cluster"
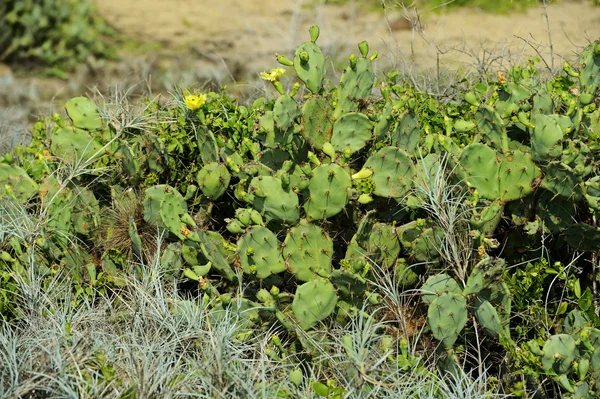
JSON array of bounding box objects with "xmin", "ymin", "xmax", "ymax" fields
[{"xmin": 2, "ymin": 29, "xmax": 600, "ymax": 395}]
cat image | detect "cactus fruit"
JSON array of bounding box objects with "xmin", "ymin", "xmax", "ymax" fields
[
  {"xmin": 249, "ymin": 175, "xmax": 299, "ymax": 224},
  {"xmin": 64, "ymin": 96, "xmax": 104, "ymax": 131},
  {"xmin": 238, "ymin": 226, "xmax": 286, "ymax": 279},
  {"xmin": 197, "ymin": 162, "xmax": 231, "ymax": 201},
  {"xmin": 283, "ymin": 220, "xmax": 333, "ymax": 281},
  {"xmin": 364, "ymin": 146, "xmax": 415, "ymax": 199},
  {"xmin": 330, "ymin": 112, "xmax": 373, "ymax": 154},
  {"xmin": 292, "ymin": 278, "xmax": 337, "ymax": 330},
  {"xmin": 427, "ymin": 292, "xmax": 468, "ymax": 349},
  {"xmin": 303, "ymin": 163, "xmax": 352, "ymax": 221}
]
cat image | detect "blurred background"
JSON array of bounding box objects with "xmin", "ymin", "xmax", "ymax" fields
[{"xmin": 1, "ymin": 0, "xmax": 599, "ymax": 155}]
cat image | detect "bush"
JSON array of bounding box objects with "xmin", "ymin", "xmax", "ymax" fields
[{"xmin": 0, "ymin": 0, "xmax": 116, "ymax": 70}]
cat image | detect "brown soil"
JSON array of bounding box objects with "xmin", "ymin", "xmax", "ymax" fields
[{"xmin": 97, "ymin": 0, "xmax": 600, "ymax": 75}]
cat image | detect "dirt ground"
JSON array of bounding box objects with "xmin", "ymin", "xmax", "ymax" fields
[{"xmin": 97, "ymin": 0, "xmax": 600, "ymax": 77}]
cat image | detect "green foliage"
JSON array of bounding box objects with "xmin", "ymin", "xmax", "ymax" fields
[
  {"xmin": 2, "ymin": 27, "xmax": 600, "ymax": 398},
  {"xmin": 0, "ymin": 0, "xmax": 116, "ymax": 69}
]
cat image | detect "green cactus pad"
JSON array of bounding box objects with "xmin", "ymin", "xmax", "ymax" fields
[
  {"xmin": 330, "ymin": 112, "xmax": 372, "ymax": 154},
  {"xmin": 64, "ymin": 96, "xmax": 104, "ymax": 131},
  {"xmin": 530, "ymin": 113, "xmax": 563, "ymax": 162},
  {"xmin": 292, "ymin": 278, "xmax": 337, "ymax": 330},
  {"xmin": 273, "ymin": 94, "xmax": 301, "ymax": 132},
  {"xmin": 498, "ymin": 150, "xmax": 541, "ymax": 202},
  {"xmin": 238, "ymin": 226, "xmax": 286, "ymax": 279},
  {"xmin": 427, "ymin": 292, "xmax": 468, "ymax": 349},
  {"xmin": 294, "ymin": 41, "xmax": 326, "ymax": 94},
  {"xmin": 303, "ymin": 163, "xmax": 352, "ymax": 221},
  {"xmin": 283, "ymin": 220, "xmax": 333, "ymax": 281},
  {"xmin": 457, "ymin": 143, "xmax": 500, "ymax": 199},
  {"xmin": 391, "ymin": 112, "xmax": 420, "ymax": 154},
  {"xmin": 474, "ymin": 297, "xmax": 506, "ymax": 339},
  {"xmin": 541, "ymin": 334, "xmax": 577, "ymax": 375},
  {"xmin": 249, "ymin": 175, "xmax": 299, "ymax": 224},
  {"xmin": 330, "ymin": 269, "xmax": 367, "ymax": 298},
  {"xmin": 364, "ymin": 146, "xmax": 415, "ymax": 199},
  {"xmin": 70, "ymin": 187, "xmax": 99, "ymax": 236},
  {"xmin": 474, "ymin": 105, "xmax": 507, "ymax": 152},
  {"xmin": 421, "ymin": 273, "xmax": 461, "ymax": 305},
  {"xmin": 196, "ymin": 162, "xmax": 231, "ymax": 201},
  {"xmin": 301, "ymin": 95, "xmax": 334, "ymax": 150},
  {"xmin": 50, "ymin": 127, "xmax": 103, "ymax": 163},
  {"xmin": 142, "ymin": 184, "xmax": 198, "ymax": 241},
  {"xmin": 197, "ymin": 231, "xmax": 236, "ymax": 281},
  {"xmin": 0, "ymin": 164, "xmax": 38, "ymax": 203},
  {"xmin": 335, "ymin": 57, "xmax": 375, "ymax": 118}
]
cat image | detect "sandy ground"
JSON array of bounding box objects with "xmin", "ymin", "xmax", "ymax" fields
[{"xmin": 96, "ymin": 0, "xmax": 600, "ymax": 77}]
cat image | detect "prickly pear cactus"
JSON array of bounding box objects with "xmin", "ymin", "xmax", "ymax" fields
[
  {"xmin": 237, "ymin": 226, "xmax": 286, "ymax": 279},
  {"xmin": 292, "ymin": 278, "xmax": 337, "ymax": 330},
  {"xmin": 0, "ymin": 164, "xmax": 38, "ymax": 203},
  {"xmin": 330, "ymin": 112, "xmax": 372, "ymax": 154},
  {"xmin": 249, "ymin": 175, "xmax": 299, "ymax": 224},
  {"xmin": 196, "ymin": 162, "xmax": 231, "ymax": 200},
  {"xmin": 293, "ymin": 26, "xmax": 326, "ymax": 94},
  {"xmin": 427, "ymin": 292, "xmax": 468, "ymax": 349},
  {"xmin": 283, "ymin": 220, "xmax": 333, "ymax": 281},
  {"xmin": 303, "ymin": 163, "xmax": 352, "ymax": 221},
  {"xmin": 364, "ymin": 146, "xmax": 415, "ymax": 199}
]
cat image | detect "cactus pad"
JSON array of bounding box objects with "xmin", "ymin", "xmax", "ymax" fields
[
  {"xmin": 283, "ymin": 220, "xmax": 333, "ymax": 281},
  {"xmin": 364, "ymin": 146, "xmax": 415, "ymax": 199},
  {"xmin": 238, "ymin": 226, "xmax": 286, "ymax": 279},
  {"xmin": 303, "ymin": 163, "xmax": 352, "ymax": 221},
  {"xmin": 292, "ymin": 278, "xmax": 337, "ymax": 330}
]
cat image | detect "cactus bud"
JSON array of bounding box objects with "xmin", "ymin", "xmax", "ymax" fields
[
  {"xmin": 358, "ymin": 40, "xmax": 369, "ymax": 58},
  {"xmin": 464, "ymin": 91, "xmax": 480, "ymax": 107},
  {"xmin": 370, "ymin": 51, "xmax": 378, "ymax": 61},
  {"xmin": 352, "ymin": 168, "xmax": 373, "ymax": 180},
  {"xmin": 290, "ymin": 82, "xmax": 301, "ymax": 97},
  {"xmin": 226, "ymin": 219, "xmax": 245, "ymax": 234},
  {"xmin": 299, "ymin": 51, "xmax": 309, "ymax": 64},
  {"xmin": 453, "ymin": 119, "xmax": 476, "ymax": 133},
  {"xmin": 289, "ymin": 368, "xmax": 303, "ymax": 387},
  {"xmin": 349, "ymin": 53, "xmax": 357, "ymax": 69},
  {"xmin": 563, "ymin": 61, "xmax": 579, "ymax": 77},
  {"xmin": 322, "ymin": 142, "xmax": 336, "ymax": 161},
  {"xmin": 580, "ymin": 92, "xmax": 594, "ymax": 106},
  {"xmin": 183, "ymin": 268, "xmax": 199, "ymax": 281},
  {"xmin": 308, "ymin": 25, "xmax": 320, "ymax": 43},
  {"xmin": 276, "ymin": 53, "xmax": 294, "ymax": 67},
  {"xmin": 273, "ymin": 81, "xmax": 285, "ymax": 95},
  {"xmin": 358, "ymin": 194, "xmax": 373, "ymax": 204}
]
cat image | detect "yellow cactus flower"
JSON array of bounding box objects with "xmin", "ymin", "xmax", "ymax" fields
[
  {"xmin": 260, "ymin": 67, "xmax": 286, "ymax": 82},
  {"xmin": 184, "ymin": 93, "xmax": 207, "ymax": 111}
]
